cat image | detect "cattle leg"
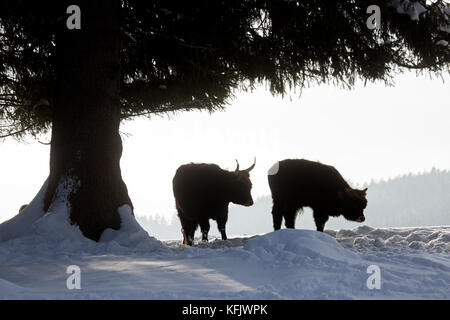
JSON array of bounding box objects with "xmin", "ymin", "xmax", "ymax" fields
[
  {"xmin": 219, "ymin": 228, "xmax": 227, "ymax": 240},
  {"xmin": 216, "ymin": 209, "xmax": 229, "ymax": 240},
  {"xmin": 284, "ymin": 210, "xmax": 297, "ymax": 229},
  {"xmin": 313, "ymin": 210, "xmax": 328, "ymax": 232},
  {"xmin": 271, "ymin": 200, "xmax": 283, "ymax": 230},
  {"xmin": 178, "ymin": 214, "xmax": 197, "ymax": 246},
  {"xmin": 185, "ymin": 221, "xmax": 197, "ymax": 246},
  {"xmin": 181, "ymin": 228, "xmax": 188, "ymax": 245},
  {"xmin": 178, "ymin": 215, "xmax": 188, "ymax": 245},
  {"xmin": 216, "ymin": 218, "xmax": 228, "ymax": 240},
  {"xmin": 199, "ymin": 219, "xmax": 210, "ymax": 242},
  {"xmin": 187, "ymin": 226, "xmax": 196, "ymax": 245}
]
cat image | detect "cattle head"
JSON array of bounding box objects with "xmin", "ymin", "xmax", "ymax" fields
[
  {"xmin": 338, "ymin": 187, "xmax": 368, "ymax": 223},
  {"xmin": 230, "ymin": 158, "xmax": 256, "ymax": 207}
]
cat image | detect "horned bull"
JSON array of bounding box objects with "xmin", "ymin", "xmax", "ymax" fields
[{"xmin": 173, "ymin": 159, "xmax": 256, "ymax": 245}]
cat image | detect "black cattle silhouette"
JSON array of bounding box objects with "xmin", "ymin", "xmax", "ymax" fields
[
  {"xmin": 268, "ymin": 159, "xmax": 367, "ymax": 232},
  {"xmin": 173, "ymin": 159, "xmax": 255, "ymax": 245}
]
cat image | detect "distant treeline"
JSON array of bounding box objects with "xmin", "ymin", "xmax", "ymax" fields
[{"xmin": 137, "ymin": 168, "xmax": 450, "ymax": 240}]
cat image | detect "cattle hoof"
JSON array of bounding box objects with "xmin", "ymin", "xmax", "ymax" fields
[{"xmin": 183, "ymin": 235, "xmax": 194, "ymax": 246}]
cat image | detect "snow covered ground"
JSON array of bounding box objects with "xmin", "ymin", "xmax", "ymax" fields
[
  {"xmin": 0, "ymin": 185, "xmax": 449, "ymax": 299},
  {"xmin": 1, "ymin": 222, "xmax": 449, "ymax": 299}
]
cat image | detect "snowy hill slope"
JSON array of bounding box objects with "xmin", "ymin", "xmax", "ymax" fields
[{"xmin": 0, "ymin": 198, "xmax": 449, "ymax": 299}]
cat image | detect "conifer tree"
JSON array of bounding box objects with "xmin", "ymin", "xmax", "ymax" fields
[{"xmin": 1, "ymin": 0, "xmax": 448, "ymax": 240}]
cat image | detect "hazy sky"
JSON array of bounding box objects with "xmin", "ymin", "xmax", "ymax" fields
[{"xmin": 1, "ymin": 71, "xmax": 449, "ymax": 223}]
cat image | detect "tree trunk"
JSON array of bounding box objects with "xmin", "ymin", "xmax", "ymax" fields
[{"xmin": 44, "ymin": 0, "xmax": 133, "ymax": 241}]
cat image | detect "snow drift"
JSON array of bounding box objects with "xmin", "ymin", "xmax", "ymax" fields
[
  {"xmin": 0, "ymin": 180, "xmax": 164, "ymax": 255},
  {"xmin": 0, "ymin": 187, "xmax": 449, "ymax": 299},
  {"xmin": 330, "ymin": 225, "xmax": 450, "ymax": 253},
  {"xmin": 0, "ymin": 180, "xmax": 48, "ymax": 242}
]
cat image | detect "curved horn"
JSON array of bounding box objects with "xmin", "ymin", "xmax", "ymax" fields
[
  {"xmin": 245, "ymin": 157, "xmax": 256, "ymax": 172},
  {"xmin": 235, "ymin": 159, "xmax": 240, "ymax": 172}
]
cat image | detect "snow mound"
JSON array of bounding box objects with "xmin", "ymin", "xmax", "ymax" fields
[
  {"xmin": 0, "ymin": 178, "xmax": 85, "ymax": 246},
  {"xmin": 0, "ymin": 180, "xmax": 48, "ymax": 242},
  {"xmin": 5, "ymin": 206, "xmax": 164, "ymax": 255},
  {"xmin": 244, "ymin": 229, "xmax": 360, "ymax": 265},
  {"xmin": 0, "ymin": 181, "xmax": 163, "ymax": 255},
  {"xmin": 335, "ymin": 225, "xmax": 450, "ymax": 253},
  {"xmin": 99, "ymin": 205, "xmax": 164, "ymax": 252}
]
